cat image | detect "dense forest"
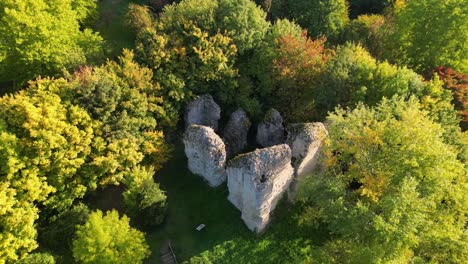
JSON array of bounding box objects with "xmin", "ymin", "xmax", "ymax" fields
[{"xmin": 0, "ymin": 0, "xmax": 466, "ymax": 263}]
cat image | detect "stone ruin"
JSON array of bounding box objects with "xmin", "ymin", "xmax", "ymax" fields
[
  {"xmin": 226, "ymin": 144, "xmax": 294, "ymax": 233},
  {"xmin": 286, "ymin": 123, "xmax": 328, "ymax": 199},
  {"xmin": 182, "ymin": 95, "xmax": 328, "ymax": 232},
  {"xmin": 256, "ymin": 109, "xmax": 285, "ymax": 147},
  {"xmin": 222, "ymin": 108, "xmax": 251, "ymax": 158},
  {"xmin": 184, "ymin": 94, "xmax": 221, "ymax": 131},
  {"xmin": 183, "ymin": 125, "xmax": 226, "ymax": 187}
]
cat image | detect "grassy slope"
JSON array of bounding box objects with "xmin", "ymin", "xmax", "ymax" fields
[{"xmin": 146, "ymin": 142, "xmax": 329, "ymax": 263}]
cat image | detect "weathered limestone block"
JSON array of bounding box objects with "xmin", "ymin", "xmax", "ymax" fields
[
  {"xmin": 184, "ymin": 94, "xmax": 221, "ymax": 131},
  {"xmin": 222, "ymin": 108, "xmax": 251, "ymax": 158},
  {"xmin": 226, "ymin": 144, "xmax": 294, "ymax": 233},
  {"xmin": 256, "ymin": 109, "xmax": 285, "ymax": 147},
  {"xmin": 183, "ymin": 125, "xmax": 226, "ymax": 187},
  {"xmin": 286, "ymin": 122, "xmax": 328, "ymax": 199}
]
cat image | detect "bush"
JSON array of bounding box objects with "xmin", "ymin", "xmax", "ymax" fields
[
  {"xmin": 38, "ymin": 204, "xmax": 90, "ymax": 254},
  {"xmin": 271, "ymin": 0, "xmax": 349, "ymax": 40},
  {"xmin": 17, "ymin": 253, "xmax": 56, "ymax": 264},
  {"xmin": 123, "ymin": 167, "xmax": 168, "ymax": 228},
  {"xmin": 340, "ymin": 14, "xmax": 386, "ymax": 58},
  {"xmin": 72, "ymin": 210, "xmax": 150, "ymax": 264}
]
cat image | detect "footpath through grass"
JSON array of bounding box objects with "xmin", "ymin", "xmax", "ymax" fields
[{"xmin": 146, "ymin": 141, "xmax": 330, "ymax": 263}]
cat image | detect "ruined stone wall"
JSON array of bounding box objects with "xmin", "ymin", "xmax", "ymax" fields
[
  {"xmin": 182, "ymin": 96, "xmax": 329, "ymax": 232},
  {"xmin": 184, "ymin": 94, "xmax": 221, "ymax": 131},
  {"xmin": 286, "ymin": 122, "xmax": 328, "ymax": 200},
  {"xmin": 226, "ymin": 144, "xmax": 294, "ymax": 232},
  {"xmin": 183, "ymin": 125, "xmax": 226, "ymax": 187}
]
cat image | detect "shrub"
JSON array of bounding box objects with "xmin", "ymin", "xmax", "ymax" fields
[
  {"xmin": 72, "ymin": 210, "xmax": 150, "ymax": 264},
  {"xmin": 123, "ymin": 167, "xmax": 168, "ymax": 228}
]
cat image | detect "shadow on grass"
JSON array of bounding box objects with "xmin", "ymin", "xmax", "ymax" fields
[{"xmin": 146, "ymin": 141, "xmax": 330, "ymax": 263}]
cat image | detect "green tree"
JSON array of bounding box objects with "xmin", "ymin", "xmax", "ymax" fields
[
  {"xmin": 0, "ymin": 0, "xmax": 103, "ymax": 86},
  {"xmin": 17, "ymin": 252, "xmax": 55, "ymax": 264},
  {"xmin": 340, "ymin": 14, "xmax": 386, "ymax": 58},
  {"xmin": 300, "ymin": 97, "xmax": 467, "ymax": 262},
  {"xmin": 0, "ymin": 86, "xmax": 94, "ymax": 211},
  {"xmin": 38, "ymin": 204, "xmax": 90, "ymax": 255},
  {"xmin": 272, "ymin": 33, "xmax": 331, "ymax": 122},
  {"xmin": 71, "ymin": 0, "xmax": 98, "ymax": 27},
  {"xmin": 129, "ymin": 0, "xmax": 273, "ymax": 119},
  {"xmin": 131, "ymin": 4, "xmax": 238, "ymax": 120},
  {"xmin": 123, "ymin": 167, "xmax": 167, "ymax": 228},
  {"xmin": 271, "ymin": 0, "xmax": 349, "ymax": 40},
  {"xmin": 387, "ymin": 0, "xmax": 468, "ymax": 73},
  {"xmin": 57, "ymin": 50, "xmax": 171, "ymax": 185},
  {"xmin": 160, "ymin": 0, "xmax": 269, "ymax": 54},
  {"xmin": 245, "ymin": 18, "xmax": 304, "ymax": 118},
  {"xmin": 0, "ymin": 86, "xmax": 94, "ymax": 261},
  {"xmin": 315, "ymin": 43, "xmax": 460, "ymax": 131},
  {"xmin": 348, "ymin": 0, "xmax": 391, "ymax": 18},
  {"xmin": 72, "ymin": 210, "xmax": 150, "ymax": 264}
]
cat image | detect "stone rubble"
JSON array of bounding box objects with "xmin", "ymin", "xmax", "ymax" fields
[{"xmin": 183, "ymin": 125, "xmax": 226, "ymax": 187}]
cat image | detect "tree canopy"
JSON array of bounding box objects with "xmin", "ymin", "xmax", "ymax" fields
[
  {"xmin": 271, "ymin": 0, "xmax": 349, "ymax": 40},
  {"xmin": 387, "ymin": 0, "xmax": 468, "ymax": 73},
  {"xmin": 0, "ymin": 0, "xmax": 103, "ymax": 86},
  {"xmin": 300, "ymin": 97, "xmax": 467, "ymax": 263},
  {"xmin": 0, "ymin": 86, "xmax": 93, "ymax": 261},
  {"xmin": 72, "ymin": 210, "xmax": 150, "ymax": 264}
]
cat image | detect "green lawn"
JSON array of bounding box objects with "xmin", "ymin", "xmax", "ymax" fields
[{"xmin": 146, "ymin": 141, "xmax": 330, "ymax": 263}]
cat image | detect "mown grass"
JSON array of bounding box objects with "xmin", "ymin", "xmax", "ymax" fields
[{"xmin": 146, "ymin": 142, "xmax": 330, "ymax": 263}]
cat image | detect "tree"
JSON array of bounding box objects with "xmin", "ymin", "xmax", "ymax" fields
[
  {"xmin": 245, "ymin": 18, "xmax": 304, "ymax": 119},
  {"xmin": 429, "ymin": 66, "xmax": 468, "ymax": 131},
  {"xmin": 38, "ymin": 204, "xmax": 90, "ymax": 255},
  {"xmin": 314, "ymin": 43, "xmax": 460, "ymax": 131},
  {"xmin": 71, "ymin": 0, "xmax": 99, "ymax": 27},
  {"xmin": 348, "ymin": 0, "xmax": 391, "ymax": 18},
  {"xmin": 340, "ymin": 14, "xmax": 386, "ymax": 58},
  {"xmin": 271, "ymin": 0, "xmax": 349, "ymax": 40},
  {"xmin": 0, "ymin": 0, "xmax": 103, "ymax": 86},
  {"xmin": 0, "ymin": 85, "xmax": 94, "ymax": 262},
  {"xmin": 17, "ymin": 252, "xmax": 55, "ymax": 264},
  {"xmin": 0, "ymin": 85, "xmax": 94, "ymax": 212},
  {"xmin": 131, "ymin": 3, "xmax": 239, "ymax": 120},
  {"xmin": 272, "ymin": 33, "xmax": 331, "ymax": 122},
  {"xmin": 129, "ymin": 0, "xmax": 273, "ymax": 119},
  {"xmin": 160, "ymin": 0, "xmax": 270, "ymax": 54},
  {"xmin": 72, "ymin": 210, "xmax": 150, "ymax": 264},
  {"xmin": 387, "ymin": 0, "xmax": 468, "ymax": 73},
  {"xmin": 58, "ymin": 50, "xmax": 171, "ymax": 185},
  {"xmin": 123, "ymin": 167, "xmax": 167, "ymax": 228},
  {"xmin": 300, "ymin": 97, "xmax": 467, "ymax": 262}
]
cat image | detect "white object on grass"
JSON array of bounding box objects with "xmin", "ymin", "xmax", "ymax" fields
[{"xmin": 196, "ymin": 224, "xmax": 206, "ymax": 231}]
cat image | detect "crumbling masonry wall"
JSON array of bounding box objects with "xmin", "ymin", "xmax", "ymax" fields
[
  {"xmin": 183, "ymin": 125, "xmax": 226, "ymax": 187},
  {"xmin": 226, "ymin": 144, "xmax": 294, "ymax": 232},
  {"xmin": 286, "ymin": 122, "xmax": 328, "ymax": 199}
]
